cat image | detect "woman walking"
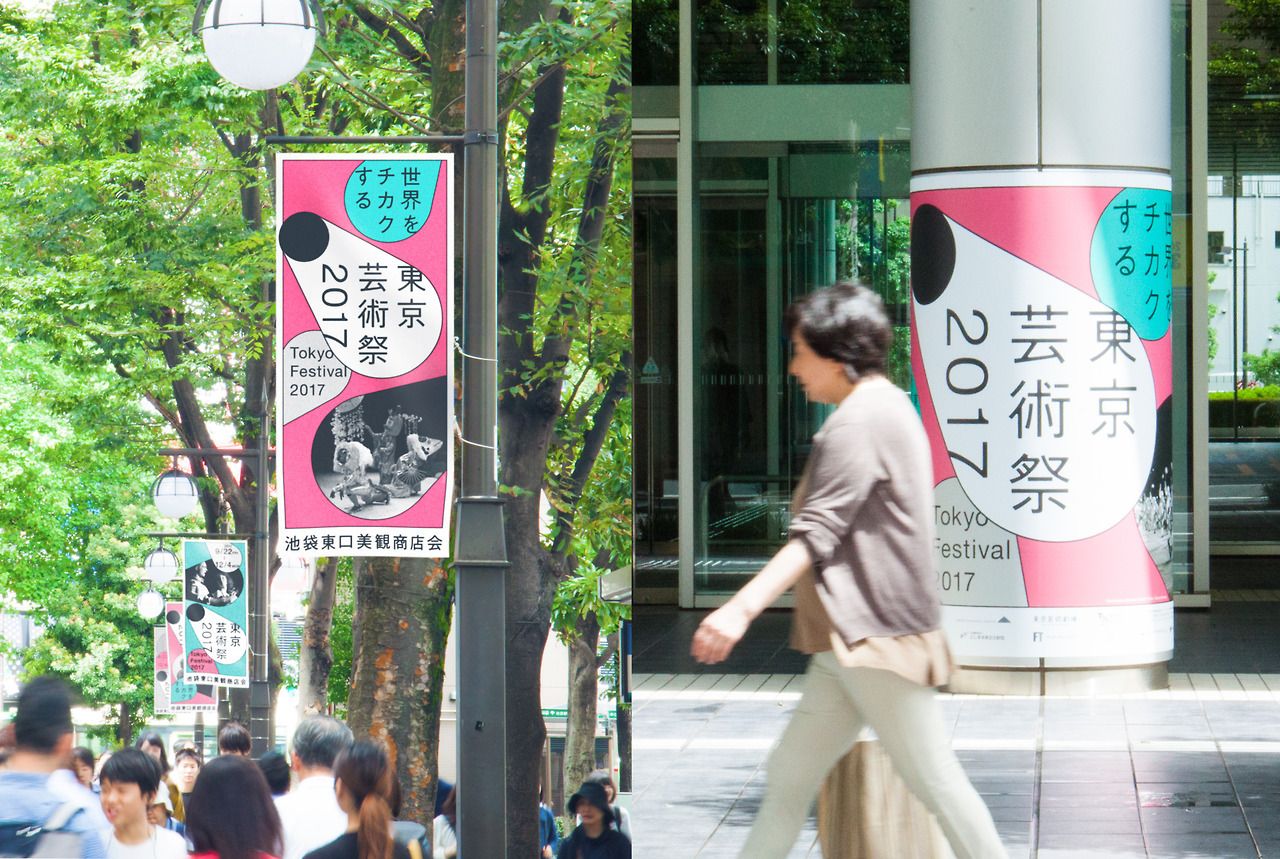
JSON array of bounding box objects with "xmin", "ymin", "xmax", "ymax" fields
[
  {"xmin": 691, "ymin": 282, "xmax": 1005, "ymax": 859},
  {"xmin": 185, "ymin": 755, "xmax": 283, "ymax": 859},
  {"xmin": 303, "ymin": 740, "xmax": 409, "ymax": 859}
]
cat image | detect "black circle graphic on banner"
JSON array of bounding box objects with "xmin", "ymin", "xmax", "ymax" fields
[
  {"xmin": 186, "ymin": 604, "xmax": 206, "ymax": 623},
  {"xmin": 156, "ymin": 671, "xmax": 167, "ymax": 683},
  {"xmin": 910, "ymin": 204, "xmax": 955, "ymax": 306},
  {"xmin": 166, "ymin": 610, "xmax": 181, "ymax": 625},
  {"xmin": 279, "ymin": 211, "xmax": 329, "ymax": 262}
]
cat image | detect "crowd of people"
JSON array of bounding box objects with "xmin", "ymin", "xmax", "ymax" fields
[{"xmin": 0, "ymin": 677, "xmax": 632, "ymax": 859}]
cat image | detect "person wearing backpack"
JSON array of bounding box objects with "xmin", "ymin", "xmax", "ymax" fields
[{"xmin": 0, "ymin": 676, "xmax": 107, "ymax": 858}]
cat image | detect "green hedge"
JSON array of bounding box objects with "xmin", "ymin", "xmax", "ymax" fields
[{"xmin": 1209, "ymin": 387, "xmax": 1280, "ymax": 428}]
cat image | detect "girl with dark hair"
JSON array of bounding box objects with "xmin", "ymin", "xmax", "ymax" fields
[
  {"xmin": 693, "ymin": 282, "xmax": 1006, "ymax": 859},
  {"xmin": 69, "ymin": 746, "xmax": 95, "ymax": 789},
  {"xmin": 186, "ymin": 755, "xmax": 283, "ymax": 859},
  {"xmin": 136, "ymin": 732, "xmax": 185, "ymax": 823},
  {"xmin": 304, "ymin": 740, "xmax": 410, "ymax": 859}
]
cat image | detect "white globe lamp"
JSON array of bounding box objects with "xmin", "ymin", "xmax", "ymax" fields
[
  {"xmin": 195, "ymin": 0, "xmax": 325, "ymax": 91},
  {"xmin": 151, "ymin": 468, "xmax": 199, "ymax": 519},
  {"xmin": 143, "ymin": 546, "xmax": 181, "ymax": 584},
  {"xmin": 137, "ymin": 587, "xmax": 166, "ymax": 620}
]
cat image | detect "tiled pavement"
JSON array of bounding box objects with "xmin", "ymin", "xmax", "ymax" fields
[{"xmin": 631, "ymin": 597, "xmax": 1280, "ymax": 858}]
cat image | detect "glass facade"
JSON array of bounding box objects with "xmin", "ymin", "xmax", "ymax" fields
[{"xmin": 635, "ymin": 0, "xmax": 1226, "ymax": 606}]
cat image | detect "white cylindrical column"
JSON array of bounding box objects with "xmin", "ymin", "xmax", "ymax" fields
[{"xmin": 910, "ymin": 0, "xmax": 1174, "ymax": 691}]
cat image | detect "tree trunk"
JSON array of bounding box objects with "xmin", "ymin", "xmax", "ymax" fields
[
  {"xmin": 298, "ymin": 557, "xmax": 339, "ymax": 717},
  {"xmin": 116, "ymin": 701, "xmax": 132, "ymax": 747},
  {"xmin": 563, "ymin": 611, "xmax": 601, "ymax": 796},
  {"xmin": 347, "ymin": 555, "xmax": 453, "ymax": 827}
]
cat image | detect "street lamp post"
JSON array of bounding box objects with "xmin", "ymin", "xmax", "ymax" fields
[
  {"xmin": 148, "ymin": 445, "xmax": 273, "ymax": 756},
  {"xmin": 195, "ymin": 0, "xmax": 507, "ymax": 846}
]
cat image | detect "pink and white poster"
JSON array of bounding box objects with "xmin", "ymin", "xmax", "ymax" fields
[
  {"xmin": 276, "ymin": 154, "xmax": 454, "ymax": 557},
  {"xmin": 910, "ymin": 170, "xmax": 1174, "ymax": 662},
  {"xmin": 164, "ymin": 601, "xmax": 218, "ymax": 714}
]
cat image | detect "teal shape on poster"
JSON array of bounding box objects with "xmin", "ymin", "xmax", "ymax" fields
[
  {"xmin": 344, "ymin": 160, "xmax": 441, "ymax": 243},
  {"xmin": 1090, "ymin": 187, "xmax": 1172, "ymax": 340}
]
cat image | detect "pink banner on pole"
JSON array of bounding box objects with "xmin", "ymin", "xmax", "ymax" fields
[{"xmin": 276, "ymin": 154, "xmax": 455, "ymax": 557}]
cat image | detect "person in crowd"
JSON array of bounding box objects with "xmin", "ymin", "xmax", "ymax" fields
[
  {"xmin": 558, "ymin": 782, "xmax": 630, "ymax": 859},
  {"xmin": 276, "ymin": 715, "xmax": 354, "ymax": 859},
  {"xmin": 432, "ymin": 778, "xmax": 453, "ymax": 819},
  {"xmin": 71, "ymin": 746, "xmax": 96, "ymax": 788},
  {"xmin": 539, "ymin": 783, "xmax": 560, "ymax": 859},
  {"xmin": 173, "ymin": 746, "xmax": 202, "ymax": 808},
  {"xmin": 431, "ymin": 787, "xmax": 456, "ymax": 859},
  {"xmin": 98, "ymin": 748, "xmax": 187, "ymax": 859},
  {"xmin": 303, "ymin": 740, "xmax": 410, "ymax": 859},
  {"xmin": 258, "ymin": 750, "xmax": 292, "ymax": 798},
  {"xmin": 218, "ymin": 719, "xmax": 252, "ymax": 756},
  {"xmin": 147, "ymin": 796, "xmax": 186, "ymax": 837},
  {"xmin": 136, "ymin": 731, "xmax": 185, "ymax": 822},
  {"xmin": 691, "ymin": 281, "xmax": 1006, "ymax": 859},
  {"xmin": 186, "ymin": 754, "xmax": 284, "ymax": 859},
  {"xmin": 387, "ymin": 778, "xmax": 428, "ymax": 858},
  {"xmin": 49, "ymin": 744, "xmax": 112, "ymax": 842},
  {"xmin": 0, "ymin": 677, "xmax": 107, "ymax": 858},
  {"xmin": 583, "ymin": 771, "xmax": 630, "ymax": 842}
]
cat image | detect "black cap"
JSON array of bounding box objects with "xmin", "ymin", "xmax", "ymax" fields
[{"xmin": 566, "ymin": 781, "xmax": 614, "ymax": 824}]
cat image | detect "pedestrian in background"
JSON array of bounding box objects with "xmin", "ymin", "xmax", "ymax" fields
[
  {"xmin": 173, "ymin": 746, "xmax": 202, "ymax": 809},
  {"xmin": 258, "ymin": 750, "xmax": 292, "ymax": 798},
  {"xmin": 136, "ymin": 731, "xmax": 185, "ymax": 823},
  {"xmin": 303, "ymin": 740, "xmax": 410, "ymax": 859},
  {"xmin": 218, "ymin": 719, "xmax": 252, "ymax": 757},
  {"xmin": 99, "ymin": 748, "xmax": 187, "ymax": 859},
  {"xmin": 276, "ymin": 715, "xmax": 354, "ymax": 859},
  {"xmin": 583, "ymin": 771, "xmax": 630, "ymax": 842},
  {"xmin": 691, "ymin": 281, "xmax": 1005, "ymax": 859},
  {"xmin": 431, "ymin": 787, "xmax": 456, "ymax": 859},
  {"xmin": 186, "ymin": 754, "xmax": 284, "ymax": 859},
  {"xmin": 71, "ymin": 746, "xmax": 96, "ymax": 789},
  {"xmin": 558, "ymin": 781, "xmax": 630, "ymax": 859}
]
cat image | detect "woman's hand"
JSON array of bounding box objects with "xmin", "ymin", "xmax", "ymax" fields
[{"xmin": 691, "ymin": 603, "xmax": 751, "ymax": 664}]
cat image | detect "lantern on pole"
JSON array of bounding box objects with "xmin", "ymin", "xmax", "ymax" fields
[{"xmin": 193, "ymin": 0, "xmax": 325, "ymax": 91}]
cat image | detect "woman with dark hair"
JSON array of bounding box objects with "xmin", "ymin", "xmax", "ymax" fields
[
  {"xmin": 692, "ymin": 282, "xmax": 1006, "ymax": 859},
  {"xmin": 186, "ymin": 755, "xmax": 283, "ymax": 859},
  {"xmin": 304, "ymin": 740, "xmax": 410, "ymax": 859},
  {"xmin": 69, "ymin": 746, "xmax": 95, "ymax": 789},
  {"xmin": 136, "ymin": 731, "xmax": 185, "ymax": 823},
  {"xmin": 583, "ymin": 770, "xmax": 630, "ymax": 841}
]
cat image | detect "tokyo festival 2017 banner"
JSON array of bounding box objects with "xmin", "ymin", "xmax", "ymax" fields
[
  {"xmin": 183, "ymin": 540, "xmax": 250, "ymax": 687},
  {"xmin": 910, "ymin": 173, "xmax": 1174, "ymax": 662},
  {"xmin": 164, "ymin": 602, "xmax": 217, "ymax": 713},
  {"xmin": 276, "ymin": 154, "xmax": 454, "ymax": 557}
]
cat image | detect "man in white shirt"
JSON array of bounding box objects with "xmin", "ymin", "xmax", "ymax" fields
[
  {"xmin": 98, "ymin": 749, "xmax": 187, "ymax": 859},
  {"xmin": 275, "ymin": 715, "xmax": 354, "ymax": 859}
]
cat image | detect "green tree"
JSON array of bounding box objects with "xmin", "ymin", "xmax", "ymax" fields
[{"xmin": 0, "ymin": 336, "xmax": 165, "ymax": 741}]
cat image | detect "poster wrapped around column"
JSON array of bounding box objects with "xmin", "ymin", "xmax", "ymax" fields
[
  {"xmin": 910, "ymin": 172, "xmax": 1174, "ymax": 663},
  {"xmin": 276, "ymin": 153, "xmax": 454, "ymax": 558},
  {"xmin": 165, "ymin": 601, "xmax": 218, "ymax": 713},
  {"xmin": 182, "ymin": 540, "xmax": 250, "ymax": 687},
  {"xmin": 153, "ymin": 627, "xmax": 172, "ymax": 716}
]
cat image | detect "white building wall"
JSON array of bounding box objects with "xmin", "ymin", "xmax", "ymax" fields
[{"xmin": 1206, "ymin": 175, "xmax": 1280, "ymax": 390}]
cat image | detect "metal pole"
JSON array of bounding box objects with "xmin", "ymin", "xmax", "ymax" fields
[
  {"xmin": 454, "ymin": 0, "xmax": 508, "ymax": 855},
  {"xmin": 249, "ymin": 409, "xmax": 271, "ymax": 756},
  {"xmin": 1232, "ymin": 142, "xmax": 1239, "ymax": 439},
  {"xmin": 1242, "ymin": 241, "xmax": 1249, "ymax": 370}
]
